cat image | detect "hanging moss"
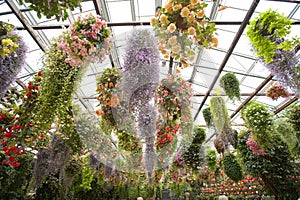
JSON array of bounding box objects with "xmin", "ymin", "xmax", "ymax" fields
[
  {"xmin": 220, "ymin": 72, "xmax": 241, "ymax": 102},
  {"xmin": 209, "ymin": 97, "xmax": 230, "ymax": 134},
  {"xmin": 222, "ymin": 153, "xmax": 243, "ymax": 182}
]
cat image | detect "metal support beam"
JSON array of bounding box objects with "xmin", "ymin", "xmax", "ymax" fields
[
  {"xmin": 193, "ymin": 0, "xmax": 260, "ymax": 121},
  {"xmin": 14, "ymin": 21, "xmax": 300, "ymax": 30},
  {"xmin": 129, "ymin": 0, "xmax": 136, "ymax": 21},
  {"xmin": 230, "ymin": 74, "xmax": 273, "ymax": 119},
  {"xmin": 5, "ymin": 0, "xmax": 47, "ymax": 52}
]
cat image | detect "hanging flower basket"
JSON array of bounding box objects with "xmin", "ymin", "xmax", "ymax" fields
[
  {"xmin": 220, "ymin": 72, "xmax": 241, "ymax": 102},
  {"xmin": 0, "ymin": 22, "xmax": 27, "ymax": 98},
  {"xmin": 151, "ymin": 0, "xmax": 218, "ymax": 68},
  {"xmin": 18, "ymin": 0, "xmax": 83, "ymax": 21},
  {"xmin": 266, "ymin": 81, "xmax": 291, "ymax": 100},
  {"xmin": 59, "ymin": 13, "xmax": 112, "ymax": 67},
  {"xmin": 246, "ymin": 9, "xmax": 299, "ymax": 64}
]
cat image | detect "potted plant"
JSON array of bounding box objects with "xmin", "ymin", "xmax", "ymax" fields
[
  {"xmin": 219, "ymin": 72, "xmax": 241, "ymax": 102},
  {"xmin": 222, "ymin": 153, "xmax": 243, "ymax": 182},
  {"xmin": 265, "ymin": 81, "xmax": 291, "ymax": 100},
  {"xmin": 246, "ymin": 9, "xmax": 299, "ymax": 64},
  {"xmin": 18, "ymin": 0, "xmax": 82, "ymax": 21},
  {"xmin": 151, "ymin": 0, "xmax": 217, "ymax": 68},
  {"xmin": 0, "ymin": 22, "xmax": 27, "ymax": 98}
]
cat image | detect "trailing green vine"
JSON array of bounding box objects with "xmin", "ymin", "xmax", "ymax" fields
[{"xmin": 220, "ymin": 72, "xmax": 240, "ymax": 102}]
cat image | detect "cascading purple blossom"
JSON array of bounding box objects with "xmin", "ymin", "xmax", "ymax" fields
[
  {"xmin": 0, "ymin": 33, "xmax": 27, "ymax": 98},
  {"xmin": 265, "ymin": 48, "xmax": 300, "ymax": 93},
  {"xmin": 120, "ymin": 28, "xmax": 160, "ymax": 183}
]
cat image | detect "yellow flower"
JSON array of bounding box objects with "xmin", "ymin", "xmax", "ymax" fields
[
  {"xmin": 190, "ymin": 0, "xmax": 198, "ymax": 5},
  {"xmin": 197, "ymin": 9, "xmax": 205, "ymax": 18},
  {"xmin": 159, "ymin": 14, "xmax": 168, "ymax": 25},
  {"xmin": 175, "ymin": 68, "xmax": 181, "ymax": 73},
  {"xmin": 188, "ymin": 27, "xmax": 196, "ymax": 35},
  {"xmin": 165, "ymin": 1, "xmax": 173, "ymax": 10},
  {"xmin": 161, "ymin": 49, "xmax": 168, "ymax": 54},
  {"xmin": 167, "ymin": 23, "xmax": 176, "ymax": 33},
  {"xmin": 173, "ymin": 4, "xmax": 182, "ymax": 11},
  {"xmin": 166, "ymin": 7, "xmax": 173, "ymax": 14},
  {"xmin": 150, "ymin": 17, "xmax": 157, "ymax": 25},
  {"xmin": 3, "ymin": 48, "xmax": 11, "ymax": 54},
  {"xmin": 2, "ymin": 39, "xmax": 12, "ymax": 46},
  {"xmin": 212, "ymin": 37, "xmax": 218, "ymax": 47},
  {"xmin": 163, "ymin": 54, "xmax": 170, "ymax": 59},
  {"xmin": 180, "ymin": 7, "xmax": 190, "ymax": 18},
  {"xmin": 12, "ymin": 43, "xmax": 19, "ymax": 48},
  {"xmin": 168, "ymin": 36, "xmax": 177, "ymax": 46},
  {"xmin": 187, "ymin": 12, "xmax": 195, "ymax": 23},
  {"xmin": 183, "ymin": 63, "xmax": 190, "ymax": 68},
  {"xmin": 172, "ymin": 44, "xmax": 181, "ymax": 54}
]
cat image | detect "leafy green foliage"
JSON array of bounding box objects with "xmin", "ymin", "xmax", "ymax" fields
[
  {"xmin": 222, "ymin": 153, "xmax": 243, "ymax": 182},
  {"xmin": 202, "ymin": 107, "xmax": 213, "ymax": 127},
  {"xmin": 0, "ymin": 152, "xmax": 33, "ymax": 200},
  {"xmin": 80, "ymin": 153, "xmax": 94, "ymax": 190},
  {"xmin": 35, "ymin": 173, "xmax": 63, "ymax": 200},
  {"xmin": 246, "ymin": 9, "xmax": 299, "ymax": 63},
  {"xmin": 241, "ymin": 101, "xmax": 273, "ymax": 150},
  {"xmin": 237, "ymin": 134, "xmax": 300, "ymax": 198},
  {"xmin": 220, "ymin": 72, "xmax": 240, "ymax": 102},
  {"xmin": 206, "ymin": 149, "xmax": 218, "ymax": 172},
  {"xmin": 18, "ymin": 0, "xmax": 82, "ymax": 21},
  {"xmin": 182, "ymin": 126, "xmax": 206, "ymax": 170}
]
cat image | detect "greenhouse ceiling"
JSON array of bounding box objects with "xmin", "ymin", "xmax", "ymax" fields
[{"xmin": 0, "ymin": 0, "xmax": 299, "ymax": 147}]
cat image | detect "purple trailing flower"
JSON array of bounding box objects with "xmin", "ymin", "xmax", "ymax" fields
[
  {"xmin": 265, "ymin": 48, "xmax": 300, "ymax": 92},
  {"xmin": 120, "ymin": 28, "xmax": 160, "ymax": 182},
  {"xmin": 0, "ymin": 33, "xmax": 27, "ymax": 98}
]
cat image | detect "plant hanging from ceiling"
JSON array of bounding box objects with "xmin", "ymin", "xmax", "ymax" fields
[
  {"xmin": 246, "ymin": 9, "xmax": 299, "ymax": 64},
  {"xmin": 35, "ymin": 13, "xmax": 111, "ymax": 136},
  {"xmin": 206, "ymin": 148, "xmax": 218, "ymax": 172},
  {"xmin": 17, "ymin": 0, "xmax": 83, "ymax": 21},
  {"xmin": 219, "ymin": 72, "xmax": 241, "ymax": 102},
  {"xmin": 0, "ymin": 72, "xmax": 48, "ymax": 167},
  {"xmin": 266, "ymin": 81, "xmax": 291, "ymax": 100},
  {"xmin": 241, "ymin": 101, "xmax": 273, "ymax": 151},
  {"xmin": 202, "ymin": 107, "xmax": 213, "ymax": 127},
  {"xmin": 151, "ymin": 0, "xmax": 218, "ymax": 68},
  {"xmin": 222, "ymin": 152, "xmax": 243, "ymax": 182},
  {"xmin": 59, "ymin": 13, "xmax": 112, "ymax": 67},
  {"xmin": 155, "ymin": 75, "xmax": 193, "ymax": 171},
  {"xmin": 120, "ymin": 28, "xmax": 161, "ymax": 183},
  {"xmin": 247, "ymin": 9, "xmax": 300, "ymax": 92},
  {"xmin": 0, "ymin": 22, "xmax": 27, "ymax": 99},
  {"xmin": 95, "ymin": 67, "xmax": 121, "ymax": 135},
  {"xmin": 182, "ymin": 126, "xmax": 206, "ymax": 171}
]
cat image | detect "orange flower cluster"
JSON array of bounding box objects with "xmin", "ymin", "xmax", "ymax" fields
[{"xmin": 151, "ymin": 0, "xmax": 218, "ymax": 68}]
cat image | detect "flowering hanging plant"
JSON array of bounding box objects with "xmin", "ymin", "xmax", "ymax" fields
[
  {"xmin": 0, "ymin": 32, "xmax": 27, "ymax": 99},
  {"xmin": 95, "ymin": 67, "xmax": 121, "ymax": 134},
  {"xmin": 0, "ymin": 21, "xmax": 20, "ymax": 58},
  {"xmin": 59, "ymin": 13, "xmax": 112, "ymax": 67},
  {"xmin": 151, "ymin": 0, "xmax": 218, "ymax": 68},
  {"xmin": 266, "ymin": 81, "xmax": 291, "ymax": 100},
  {"xmin": 1, "ymin": 72, "xmax": 48, "ymax": 167},
  {"xmin": 246, "ymin": 136, "xmax": 267, "ymax": 156},
  {"xmin": 155, "ymin": 75, "xmax": 193, "ymax": 150},
  {"xmin": 18, "ymin": 0, "xmax": 83, "ymax": 21}
]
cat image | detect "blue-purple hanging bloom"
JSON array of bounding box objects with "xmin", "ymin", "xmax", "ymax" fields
[{"xmin": 0, "ymin": 34, "xmax": 27, "ymax": 98}]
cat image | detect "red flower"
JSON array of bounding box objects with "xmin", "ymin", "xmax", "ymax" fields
[
  {"xmin": 165, "ymin": 126, "xmax": 171, "ymax": 131},
  {"xmin": 10, "ymin": 162, "xmax": 20, "ymax": 167},
  {"xmin": 35, "ymin": 86, "xmax": 39, "ymax": 90},
  {"xmin": 4, "ymin": 132, "xmax": 13, "ymax": 137},
  {"xmin": 38, "ymin": 71, "xmax": 42, "ymax": 76},
  {"xmin": 9, "ymin": 156, "xmax": 15, "ymax": 162},
  {"xmin": 2, "ymin": 160, "xmax": 9, "ymax": 165},
  {"xmin": 2, "ymin": 141, "xmax": 7, "ymax": 145},
  {"xmin": 28, "ymin": 84, "xmax": 33, "ymax": 90},
  {"xmin": 26, "ymin": 92, "xmax": 31, "ymax": 98}
]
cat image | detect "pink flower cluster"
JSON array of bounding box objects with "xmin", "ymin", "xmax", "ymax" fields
[
  {"xmin": 246, "ymin": 136, "xmax": 267, "ymax": 156},
  {"xmin": 59, "ymin": 13, "xmax": 112, "ymax": 67}
]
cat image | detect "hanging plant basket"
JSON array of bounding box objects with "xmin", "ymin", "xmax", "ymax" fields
[
  {"xmin": 0, "ymin": 22, "xmax": 27, "ymax": 98},
  {"xmin": 222, "ymin": 153, "xmax": 243, "ymax": 182},
  {"xmin": 151, "ymin": 0, "xmax": 217, "ymax": 68},
  {"xmin": 219, "ymin": 72, "xmax": 241, "ymax": 102},
  {"xmin": 246, "ymin": 9, "xmax": 299, "ymax": 64},
  {"xmin": 18, "ymin": 0, "xmax": 83, "ymax": 21}
]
